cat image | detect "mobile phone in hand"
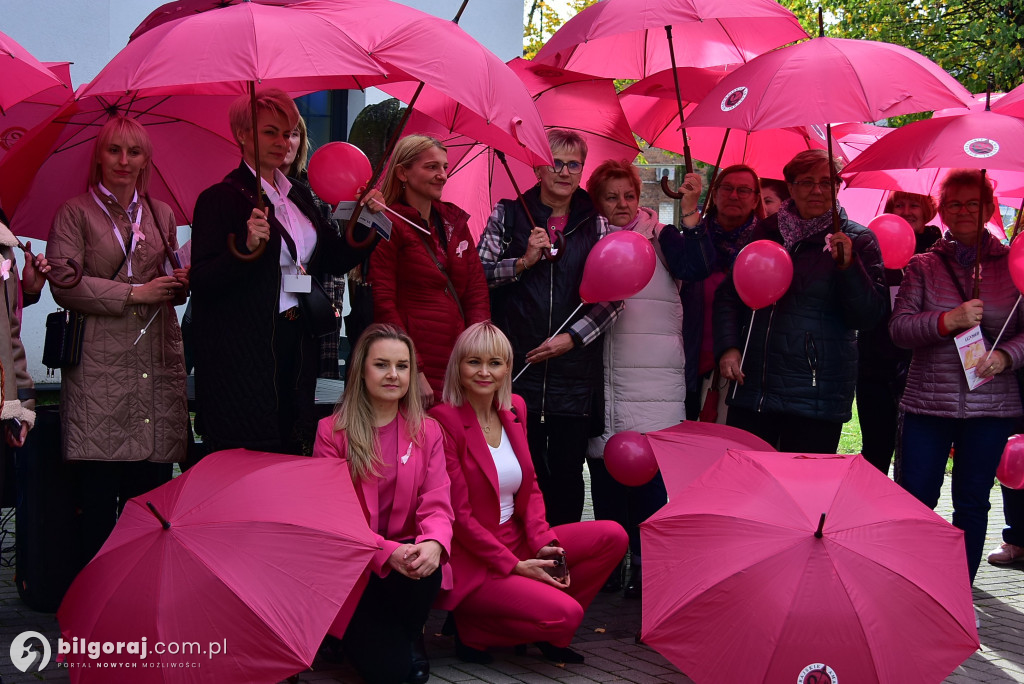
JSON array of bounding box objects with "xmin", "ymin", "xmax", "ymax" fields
[{"xmin": 543, "ymin": 554, "xmax": 568, "ymax": 582}]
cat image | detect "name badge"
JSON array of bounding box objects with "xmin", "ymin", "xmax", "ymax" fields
[{"xmin": 282, "ymin": 273, "xmax": 312, "ymax": 293}]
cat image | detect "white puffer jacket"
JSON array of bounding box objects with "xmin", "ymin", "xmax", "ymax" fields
[{"xmin": 588, "ymin": 207, "xmax": 686, "ymax": 459}]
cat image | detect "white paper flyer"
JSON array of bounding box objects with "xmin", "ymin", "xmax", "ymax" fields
[{"xmin": 955, "ymin": 325, "xmax": 993, "ymax": 391}]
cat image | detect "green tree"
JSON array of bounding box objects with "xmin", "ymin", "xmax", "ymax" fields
[
  {"xmin": 523, "ymin": 0, "xmax": 598, "ymax": 59},
  {"xmin": 783, "ymin": 1, "xmax": 1023, "ymax": 93}
]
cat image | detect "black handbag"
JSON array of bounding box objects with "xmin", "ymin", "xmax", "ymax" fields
[
  {"xmin": 42, "ymin": 309, "xmax": 85, "ymax": 374},
  {"xmin": 296, "ymin": 274, "xmax": 340, "ymax": 337}
]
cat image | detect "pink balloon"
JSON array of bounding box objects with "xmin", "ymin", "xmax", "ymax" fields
[
  {"xmin": 733, "ymin": 240, "xmax": 793, "ymax": 310},
  {"xmin": 579, "ymin": 230, "xmax": 657, "ymax": 303},
  {"xmin": 1009, "ymin": 236, "xmax": 1024, "ymax": 294},
  {"xmin": 307, "ymin": 142, "xmax": 372, "ymax": 206},
  {"xmin": 604, "ymin": 431, "xmax": 659, "ymax": 487},
  {"xmin": 867, "ymin": 213, "xmax": 916, "ymax": 269},
  {"xmin": 998, "ymin": 434, "xmax": 1024, "ymax": 489}
]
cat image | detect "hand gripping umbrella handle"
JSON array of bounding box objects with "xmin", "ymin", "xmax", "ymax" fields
[
  {"xmin": 16, "ymin": 240, "xmax": 83, "ymax": 289},
  {"xmin": 227, "ymin": 234, "xmax": 266, "ymax": 262}
]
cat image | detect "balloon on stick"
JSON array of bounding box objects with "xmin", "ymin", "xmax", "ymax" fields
[
  {"xmin": 513, "ymin": 230, "xmax": 656, "ymax": 383},
  {"xmin": 733, "ymin": 240, "xmax": 793, "ymax": 311},
  {"xmin": 604, "ymin": 431, "xmax": 659, "ymax": 487},
  {"xmin": 867, "ymin": 213, "xmax": 915, "ymax": 269},
  {"xmin": 998, "ymin": 434, "xmax": 1024, "ymax": 489},
  {"xmin": 307, "ymin": 142, "xmax": 372, "ymax": 206},
  {"xmin": 579, "ymin": 230, "xmax": 657, "ymax": 303}
]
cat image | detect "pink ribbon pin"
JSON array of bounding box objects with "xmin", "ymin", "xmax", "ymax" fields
[
  {"xmin": 456, "ymin": 240, "xmax": 468, "ymax": 257},
  {"xmin": 131, "ymin": 223, "xmax": 145, "ymax": 243},
  {"xmin": 0, "ymin": 259, "xmax": 10, "ymax": 281}
]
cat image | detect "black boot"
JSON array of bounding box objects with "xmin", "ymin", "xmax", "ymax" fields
[
  {"xmin": 448, "ymin": 615, "xmax": 493, "ymax": 664},
  {"xmin": 407, "ymin": 635, "xmax": 429, "ymax": 684},
  {"xmin": 534, "ymin": 641, "xmax": 585, "ymax": 664},
  {"xmin": 601, "ymin": 560, "xmax": 623, "ymax": 593}
]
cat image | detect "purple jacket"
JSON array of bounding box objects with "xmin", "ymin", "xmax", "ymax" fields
[{"xmin": 890, "ymin": 235, "xmax": 1024, "ymax": 419}]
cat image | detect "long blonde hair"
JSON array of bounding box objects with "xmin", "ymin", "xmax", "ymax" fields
[
  {"xmin": 333, "ymin": 323, "xmax": 425, "ymax": 481},
  {"xmin": 380, "ymin": 134, "xmax": 446, "ymax": 205}
]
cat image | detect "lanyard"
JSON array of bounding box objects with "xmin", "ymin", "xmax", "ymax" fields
[{"xmin": 91, "ymin": 187, "xmax": 141, "ymax": 278}]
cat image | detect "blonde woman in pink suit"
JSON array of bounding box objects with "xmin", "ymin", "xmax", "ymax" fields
[
  {"xmin": 429, "ymin": 322, "xmax": 627, "ymax": 665},
  {"xmin": 313, "ymin": 323, "xmax": 453, "ymax": 684}
]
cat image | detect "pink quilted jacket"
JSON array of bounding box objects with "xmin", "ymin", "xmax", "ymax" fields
[{"xmin": 890, "ymin": 235, "xmax": 1024, "ymax": 419}]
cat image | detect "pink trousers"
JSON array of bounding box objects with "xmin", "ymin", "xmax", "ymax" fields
[{"xmin": 454, "ymin": 519, "xmax": 627, "ymax": 649}]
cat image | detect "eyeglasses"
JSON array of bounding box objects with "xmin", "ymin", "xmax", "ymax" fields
[
  {"xmin": 717, "ymin": 184, "xmax": 757, "ymax": 198},
  {"xmin": 542, "ymin": 159, "xmax": 584, "ymax": 175},
  {"xmin": 790, "ymin": 180, "xmax": 834, "ymax": 192},
  {"xmin": 941, "ymin": 200, "xmax": 982, "ymax": 214}
]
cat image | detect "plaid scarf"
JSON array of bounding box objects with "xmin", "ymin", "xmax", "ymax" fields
[{"xmin": 709, "ymin": 212, "xmax": 758, "ymax": 269}]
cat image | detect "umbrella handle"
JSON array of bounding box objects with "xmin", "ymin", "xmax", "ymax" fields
[
  {"xmin": 543, "ymin": 230, "xmax": 566, "ymax": 263},
  {"xmin": 660, "ymin": 176, "xmax": 683, "ymax": 199},
  {"xmin": 344, "ymin": 193, "xmax": 379, "ymax": 250},
  {"xmin": 227, "ymin": 234, "xmax": 266, "ymax": 262},
  {"xmin": 16, "ymin": 241, "xmax": 84, "ymax": 289}
]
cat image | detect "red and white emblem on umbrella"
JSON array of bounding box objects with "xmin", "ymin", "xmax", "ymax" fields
[
  {"xmin": 964, "ymin": 137, "xmax": 999, "ymax": 158},
  {"xmin": 720, "ymin": 86, "xmax": 748, "ymax": 111},
  {"xmin": 798, "ymin": 663, "xmax": 839, "ymax": 684}
]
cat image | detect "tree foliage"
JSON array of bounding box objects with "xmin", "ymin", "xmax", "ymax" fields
[
  {"xmin": 523, "ymin": 0, "xmax": 598, "ymax": 59},
  {"xmin": 782, "ymin": 0, "xmax": 1024, "ymax": 93}
]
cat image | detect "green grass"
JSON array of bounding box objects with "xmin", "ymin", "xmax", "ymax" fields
[{"xmin": 840, "ymin": 398, "xmax": 952, "ymax": 475}]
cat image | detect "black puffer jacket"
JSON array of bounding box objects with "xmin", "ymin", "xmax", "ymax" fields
[
  {"xmin": 713, "ymin": 207, "xmax": 887, "ymax": 422},
  {"xmin": 489, "ymin": 185, "xmax": 604, "ymax": 419}
]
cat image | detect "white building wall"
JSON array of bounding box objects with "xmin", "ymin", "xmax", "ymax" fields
[{"xmin": 0, "ymin": 0, "xmax": 522, "ymax": 382}]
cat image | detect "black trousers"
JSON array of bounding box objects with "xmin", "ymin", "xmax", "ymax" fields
[
  {"xmin": 527, "ymin": 413, "xmax": 589, "ymax": 526},
  {"xmin": 856, "ymin": 375, "xmax": 900, "ymax": 474},
  {"xmin": 727, "ymin": 406, "xmax": 843, "ymax": 454},
  {"xmin": 342, "ymin": 569, "xmax": 442, "ymax": 684},
  {"xmin": 587, "ymin": 457, "xmax": 666, "ymax": 560},
  {"xmin": 74, "ymin": 459, "xmax": 174, "ymax": 566}
]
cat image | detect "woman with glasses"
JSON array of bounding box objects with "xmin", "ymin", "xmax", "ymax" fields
[
  {"xmin": 714, "ymin": 149, "xmax": 887, "ymax": 452},
  {"xmin": 368, "ymin": 134, "xmax": 490, "ymax": 406},
  {"xmin": 478, "ymin": 129, "xmax": 623, "ymax": 526},
  {"xmin": 890, "ymin": 169, "xmax": 1024, "ymax": 584},
  {"xmin": 856, "ymin": 191, "xmax": 942, "ymax": 475},
  {"xmin": 658, "ymin": 164, "xmax": 763, "ymax": 421}
]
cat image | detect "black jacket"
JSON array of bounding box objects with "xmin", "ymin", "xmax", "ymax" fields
[
  {"xmin": 190, "ymin": 164, "xmax": 372, "ymax": 450},
  {"xmin": 713, "ymin": 208, "xmax": 887, "ymax": 422},
  {"xmin": 489, "ymin": 185, "xmax": 604, "ymax": 419}
]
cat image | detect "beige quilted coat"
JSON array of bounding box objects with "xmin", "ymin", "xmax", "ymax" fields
[
  {"xmin": 0, "ymin": 222, "xmax": 36, "ymax": 428},
  {"xmin": 46, "ymin": 192, "xmax": 186, "ymax": 463}
]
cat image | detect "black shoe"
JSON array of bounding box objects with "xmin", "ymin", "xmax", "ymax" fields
[
  {"xmin": 600, "ymin": 563, "xmax": 623, "ymax": 593},
  {"xmin": 407, "ymin": 636, "xmax": 429, "ymax": 684},
  {"xmin": 624, "ymin": 566, "xmax": 642, "ymax": 599},
  {"xmin": 454, "ymin": 633, "xmax": 493, "ymax": 664},
  {"xmin": 440, "ymin": 612, "xmax": 456, "ymax": 636},
  {"xmin": 534, "ymin": 641, "xmax": 585, "ymax": 664}
]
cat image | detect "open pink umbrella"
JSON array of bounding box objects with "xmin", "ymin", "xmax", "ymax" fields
[
  {"xmin": 534, "ymin": 0, "xmax": 808, "ymax": 172},
  {"xmin": 991, "ymin": 81, "xmax": 1024, "ymax": 118},
  {"xmin": 641, "ymin": 449, "xmax": 979, "ymax": 684},
  {"xmin": 0, "ymin": 62, "xmax": 72, "ymax": 161},
  {"xmin": 0, "ymin": 30, "xmax": 67, "ymax": 114},
  {"xmin": 57, "ymin": 449, "xmax": 378, "ymax": 684},
  {"xmin": 129, "ymin": 0, "xmax": 299, "ymax": 41},
  {"xmin": 644, "ymin": 421, "xmax": 773, "ymax": 497},
  {"xmin": 0, "ymin": 92, "xmax": 241, "ymax": 240}
]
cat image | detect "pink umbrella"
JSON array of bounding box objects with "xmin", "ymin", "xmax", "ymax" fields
[
  {"xmin": 129, "ymin": 0, "xmax": 299, "ymax": 41},
  {"xmin": 644, "ymin": 421, "xmax": 773, "ymax": 497},
  {"xmin": 401, "ymin": 58, "xmax": 639, "ymax": 239},
  {"xmin": 533, "ymin": 0, "xmax": 808, "ymax": 172},
  {"xmin": 0, "ymin": 92, "xmax": 242, "ymax": 240},
  {"xmin": 0, "ymin": 62, "xmax": 72, "ymax": 161},
  {"xmin": 991, "ymin": 82, "xmax": 1024, "ymax": 118},
  {"xmin": 641, "ymin": 449, "xmax": 979, "ymax": 684},
  {"xmin": 0, "ymin": 30, "xmax": 67, "ymax": 114},
  {"xmin": 57, "ymin": 449, "xmax": 378, "ymax": 684}
]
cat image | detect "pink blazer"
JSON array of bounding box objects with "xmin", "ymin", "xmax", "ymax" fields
[
  {"xmin": 312, "ymin": 414, "xmax": 454, "ymax": 581},
  {"xmin": 429, "ymin": 395, "xmax": 554, "ymax": 609}
]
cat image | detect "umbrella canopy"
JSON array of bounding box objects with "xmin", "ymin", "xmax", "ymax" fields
[
  {"xmin": 992, "ymin": 81, "xmax": 1024, "ymax": 118},
  {"xmin": 533, "ymin": 0, "xmax": 808, "ymax": 78},
  {"xmin": 82, "ymin": 0, "xmax": 551, "ymax": 167},
  {"xmin": 840, "ymin": 109, "xmax": 1024, "ymax": 199},
  {"xmin": 129, "ymin": 0, "xmax": 298, "ymax": 41},
  {"xmin": 641, "ymin": 449, "xmax": 979, "ymax": 684},
  {"xmin": 0, "ymin": 62, "xmax": 72, "ymax": 162},
  {"xmin": 401, "ymin": 58, "xmax": 639, "ymax": 239},
  {"xmin": 0, "ymin": 92, "xmax": 242, "ymax": 239},
  {"xmin": 645, "ymin": 421, "xmax": 772, "ymax": 497},
  {"xmin": 0, "ymin": 30, "xmax": 67, "ymax": 114},
  {"xmin": 57, "ymin": 449, "xmax": 378, "ymax": 684},
  {"xmin": 683, "ymin": 37, "xmax": 974, "ymax": 132}
]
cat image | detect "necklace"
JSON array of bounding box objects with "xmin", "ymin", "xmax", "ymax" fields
[{"xmin": 479, "ymin": 414, "xmax": 497, "ymax": 433}]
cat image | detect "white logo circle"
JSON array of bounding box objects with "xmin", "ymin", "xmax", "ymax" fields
[
  {"xmin": 10, "ymin": 631, "xmax": 51, "ymax": 673},
  {"xmin": 964, "ymin": 138, "xmax": 999, "ymax": 158},
  {"xmin": 797, "ymin": 663, "xmax": 838, "ymax": 684},
  {"xmin": 720, "ymin": 86, "xmax": 749, "ymax": 112}
]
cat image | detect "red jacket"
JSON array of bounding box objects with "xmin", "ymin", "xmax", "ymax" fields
[
  {"xmin": 369, "ymin": 200, "xmax": 490, "ymax": 396},
  {"xmin": 429, "ymin": 395, "xmax": 554, "ymax": 610}
]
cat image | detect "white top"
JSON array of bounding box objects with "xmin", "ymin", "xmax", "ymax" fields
[
  {"xmin": 488, "ymin": 427, "xmax": 522, "ymax": 525},
  {"xmin": 246, "ymin": 163, "xmax": 317, "ymax": 313}
]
